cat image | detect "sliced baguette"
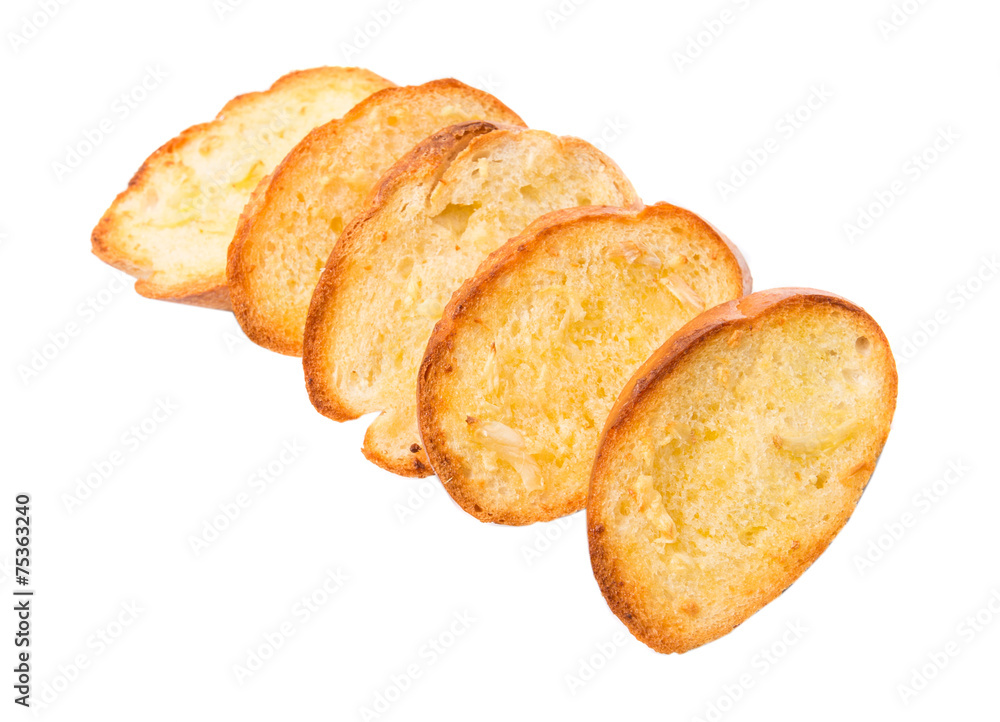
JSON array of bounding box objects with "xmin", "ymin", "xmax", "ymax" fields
[
  {"xmin": 588, "ymin": 289, "xmax": 898, "ymax": 653},
  {"xmin": 417, "ymin": 203, "xmax": 751, "ymax": 524},
  {"xmin": 92, "ymin": 67, "xmax": 393, "ymax": 309},
  {"xmin": 227, "ymin": 80, "xmax": 526, "ymax": 353},
  {"xmin": 303, "ymin": 123, "xmax": 641, "ymax": 477}
]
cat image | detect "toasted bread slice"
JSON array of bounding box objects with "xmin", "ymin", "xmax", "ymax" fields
[
  {"xmin": 587, "ymin": 289, "xmax": 898, "ymax": 653},
  {"xmin": 417, "ymin": 204, "xmax": 751, "ymax": 524},
  {"xmin": 303, "ymin": 123, "xmax": 641, "ymax": 477},
  {"xmin": 227, "ymin": 80, "xmax": 526, "ymax": 353},
  {"xmin": 92, "ymin": 67, "xmax": 393, "ymax": 309}
]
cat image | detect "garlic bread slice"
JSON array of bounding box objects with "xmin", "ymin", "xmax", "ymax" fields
[
  {"xmin": 588, "ymin": 289, "xmax": 897, "ymax": 653},
  {"xmin": 93, "ymin": 67, "xmax": 394, "ymax": 308}
]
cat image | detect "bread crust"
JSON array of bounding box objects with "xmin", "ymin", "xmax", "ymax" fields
[
  {"xmin": 227, "ymin": 79, "xmax": 526, "ymax": 356},
  {"xmin": 92, "ymin": 67, "xmax": 394, "ymax": 310},
  {"xmin": 587, "ymin": 289, "xmax": 898, "ymax": 653},
  {"xmin": 417, "ymin": 203, "xmax": 750, "ymax": 524}
]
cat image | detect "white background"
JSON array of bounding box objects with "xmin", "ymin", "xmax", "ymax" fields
[{"xmin": 2, "ymin": 0, "xmax": 998, "ymax": 720}]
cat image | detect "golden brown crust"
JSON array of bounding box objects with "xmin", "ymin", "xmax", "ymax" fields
[
  {"xmin": 226, "ymin": 169, "xmax": 284, "ymax": 346},
  {"xmin": 228, "ymin": 80, "xmax": 526, "ymax": 356},
  {"xmin": 587, "ymin": 288, "xmax": 898, "ymax": 653},
  {"xmin": 136, "ymin": 276, "xmax": 233, "ymax": 309},
  {"xmin": 417, "ymin": 203, "xmax": 751, "ymax": 524},
  {"xmin": 92, "ymin": 66, "xmax": 394, "ymax": 310}
]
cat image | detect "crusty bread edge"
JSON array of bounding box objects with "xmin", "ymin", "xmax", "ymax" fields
[
  {"xmin": 417, "ymin": 203, "xmax": 751, "ymax": 525},
  {"xmin": 229, "ymin": 79, "xmax": 527, "ymax": 357},
  {"xmin": 586, "ymin": 288, "xmax": 899, "ymax": 653},
  {"xmin": 92, "ymin": 67, "xmax": 394, "ymax": 311}
]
